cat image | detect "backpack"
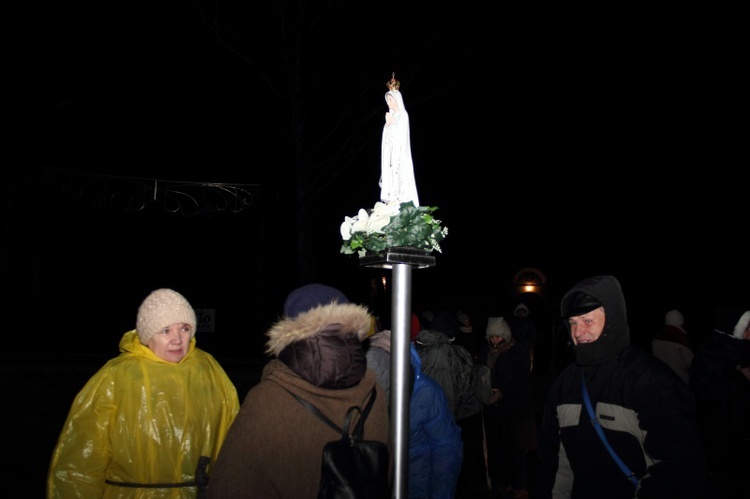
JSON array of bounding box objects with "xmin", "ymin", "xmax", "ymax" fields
[
  {"xmin": 416, "ymin": 339, "xmax": 480, "ymax": 420},
  {"xmin": 453, "ymin": 344, "xmax": 481, "ymax": 419},
  {"xmin": 283, "ymin": 387, "xmax": 390, "ymax": 499}
]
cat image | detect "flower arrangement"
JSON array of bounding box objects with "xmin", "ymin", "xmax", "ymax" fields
[{"xmin": 340, "ymin": 200, "xmax": 448, "ymax": 258}]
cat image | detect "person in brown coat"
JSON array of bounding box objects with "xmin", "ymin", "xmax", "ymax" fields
[{"xmin": 206, "ymin": 283, "xmax": 391, "ymax": 499}]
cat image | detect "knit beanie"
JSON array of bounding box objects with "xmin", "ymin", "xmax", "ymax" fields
[
  {"xmin": 136, "ymin": 288, "xmax": 196, "ymax": 344},
  {"xmin": 456, "ymin": 311, "xmax": 472, "ymax": 333},
  {"xmin": 714, "ymin": 308, "xmax": 750, "ymax": 339},
  {"xmin": 665, "ymin": 309, "xmax": 684, "ymax": 327},
  {"xmin": 430, "ymin": 310, "xmax": 460, "ymax": 339},
  {"xmin": 283, "ymin": 283, "xmax": 349, "ymax": 319},
  {"xmin": 735, "ymin": 311, "xmax": 750, "ymax": 339},
  {"xmin": 486, "ymin": 317, "xmax": 511, "ymax": 341},
  {"xmin": 514, "ymin": 303, "xmax": 529, "ymax": 317}
]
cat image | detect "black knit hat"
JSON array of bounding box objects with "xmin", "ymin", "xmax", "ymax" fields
[{"xmin": 430, "ymin": 310, "xmax": 460, "ymax": 338}]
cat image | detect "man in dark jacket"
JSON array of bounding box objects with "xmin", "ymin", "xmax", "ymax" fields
[
  {"xmin": 690, "ymin": 307, "xmax": 750, "ymax": 499},
  {"xmin": 532, "ymin": 275, "xmax": 713, "ymax": 499}
]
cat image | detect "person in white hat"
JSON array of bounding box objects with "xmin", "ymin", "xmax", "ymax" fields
[
  {"xmin": 479, "ymin": 316, "xmax": 535, "ymax": 499},
  {"xmin": 690, "ymin": 306, "xmax": 750, "ymax": 498},
  {"xmin": 651, "ymin": 309, "xmax": 693, "ymax": 384},
  {"xmin": 47, "ymin": 288, "xmax": 240, "ymax": 498}
]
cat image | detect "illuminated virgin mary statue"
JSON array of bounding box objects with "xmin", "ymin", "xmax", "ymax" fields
[{"xmin": 380, "ymin": 73, "xmax": 419, "ymax": 207}]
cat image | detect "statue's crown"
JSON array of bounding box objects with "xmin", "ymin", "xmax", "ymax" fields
[{"xmin": 386, "ymin": 72, "xmax": 400, "ymax": 91}]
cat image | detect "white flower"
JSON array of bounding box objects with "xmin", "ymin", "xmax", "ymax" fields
[
  {"xmin": 341, "ymin": 203, "xmax": 399, "ymax": 240},
  {"xmin": 350, "ymin": 209, "xmax": 370, "ymax": 233},
  {"xmin": 340, "ymin": 201, "xmax": 448, "ymax": 257},
  {"xmin": 340, "ymin": 216, "xmax": 356, "ymax": 241},
  {"xmin": 364, "ymin": 208, "xmax": 392, "ymax": 234}
]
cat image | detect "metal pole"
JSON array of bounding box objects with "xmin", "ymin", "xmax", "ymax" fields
[
  {"xmin": 360, "ymin": 246, "xmax": 435, "ymax": 498},
  {"xmin": 390, "ymin": 263, "xmax": 411, "ymax": 499}
]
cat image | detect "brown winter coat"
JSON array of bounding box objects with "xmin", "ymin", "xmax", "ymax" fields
[{"xmin": 206, "ymin": 302, "xmax": 391, "ymax": 499}]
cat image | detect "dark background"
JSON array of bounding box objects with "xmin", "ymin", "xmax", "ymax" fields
[
  {"xmin": 6, "ymin": 1, "xmax": 744, "ymax": 351},
  {"xmin": 3, "ymin": 2, "xmax": 746, "ymax": 496}
]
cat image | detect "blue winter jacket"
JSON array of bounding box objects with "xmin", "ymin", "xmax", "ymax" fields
[{"xmin": 408, "ymin": 345, "xmax": 463, "ymax": 499}]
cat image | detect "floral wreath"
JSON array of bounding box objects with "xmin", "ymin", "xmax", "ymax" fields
[{"xmin": 340, "ymin": 201, "xmax": 448, "ymax": 258}]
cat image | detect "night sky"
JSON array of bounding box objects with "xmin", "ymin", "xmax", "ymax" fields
[{"xmin": 6, "ymin": 2, "xmax": 745, "ymax": 357}]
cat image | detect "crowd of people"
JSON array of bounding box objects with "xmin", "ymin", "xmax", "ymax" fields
[{"xmin": 45, "ymin": 278, "xmax": 749, "ymax": 498}]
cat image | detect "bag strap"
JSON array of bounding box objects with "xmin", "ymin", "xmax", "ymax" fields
[
  {"xmin": 352, "ymin": 386, "xmax": 376, "ymax": 438},
  {"xmin": 282, "ymin": 386, "xmax": 377, "ymax": 439},
  {"xmin": 581, "ymin": 375, "xmax": 639, "ymax": 488}
]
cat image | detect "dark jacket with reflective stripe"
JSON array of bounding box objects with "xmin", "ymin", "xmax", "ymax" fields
[{"xmin": 533, "ymin": 276, "xmax": 712, "ymax": 499}]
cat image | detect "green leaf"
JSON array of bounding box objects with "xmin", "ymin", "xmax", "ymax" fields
[{"xmin": 340, "ymin": 201, "xmax": 448, "ymax": 258}]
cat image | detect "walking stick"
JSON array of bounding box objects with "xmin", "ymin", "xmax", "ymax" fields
[{"xmin": 481, "ymin": 406, "xmax": 492, "ymax": 491}]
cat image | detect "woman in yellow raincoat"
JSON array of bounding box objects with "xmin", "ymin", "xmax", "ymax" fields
[{"xmin": 47, "ymin": 288, "xmax": 240, "ymax": 498}]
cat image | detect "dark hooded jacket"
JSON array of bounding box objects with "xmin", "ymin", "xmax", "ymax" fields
[
  {"xmin": 533, "ymin": 275, "xmax": 712, "ymax": 499},
  {"xmin": 690, "ymin": 308, "xmax": 750, "ymax": 489},
  {"xmin": 207, "ymin": 302, "xmax": 391, "ymax": 499}
]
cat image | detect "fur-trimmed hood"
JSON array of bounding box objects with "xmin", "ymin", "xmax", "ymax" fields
[
  {"xmin": 266, "ymin": 302, "xmax": 372, "ymax": 356},
  {"xmin": 265, "ymin": 302, "xmax": 373, "ymax": 389}
]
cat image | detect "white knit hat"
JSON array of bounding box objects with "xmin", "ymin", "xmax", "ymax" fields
[
  {"xmin": 136, "ymin": 288, "xmax": 196, "ymax": 344},
  {"xmin": 514, "ymin": 303, "xmax": 529, "ymax": 317},
  {"xmin": 665, "ymin": 309, "xmax": 685, "ymax": 328},
  {"xmin": 486, "ymin": 316, "xmax": 511, "ymax": 340},
  {"xmin": 734, "ymin": 311, "xmax": 750, "ymax": 339}
]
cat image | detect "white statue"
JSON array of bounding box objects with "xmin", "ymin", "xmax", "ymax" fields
[{"xmin": 380, "ymin": 73, "xmax": 419, "ymax": 207}]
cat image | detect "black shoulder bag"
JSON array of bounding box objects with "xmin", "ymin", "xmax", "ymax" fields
[{"xmin": 283, "ymin": 386, "xmax": 390, "ymax": 499}]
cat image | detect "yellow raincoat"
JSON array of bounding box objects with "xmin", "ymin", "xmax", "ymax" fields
[{"xmin": 47, "ymin": 330, "xmax": 240, "ymax": 498}]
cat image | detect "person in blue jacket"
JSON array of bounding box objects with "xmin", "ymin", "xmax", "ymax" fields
[
  {"xmin": 365, "ymin": 327, "xmax": 462, "ymax": 498},
  {"xmin": 408, "ymin": 343, "xmax": 463, "ymax": 499}
]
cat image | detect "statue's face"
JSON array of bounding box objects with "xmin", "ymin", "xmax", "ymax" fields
[{"xmin": 386, "ymin": 93, "xmax": 398, "ymax": 110}]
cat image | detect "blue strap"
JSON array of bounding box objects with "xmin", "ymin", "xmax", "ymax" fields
[{"xmin": 581, "ymin": 376, "xmax": 639, "ymax": 488}]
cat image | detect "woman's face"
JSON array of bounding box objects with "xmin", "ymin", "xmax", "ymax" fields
[
  {"xmin": 147, "ymin": 322, "xmax": 192, "ymax": 362},
  {"xmin": 489, "ymin": 335, "xmax": 504, "ymax": 346}
]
